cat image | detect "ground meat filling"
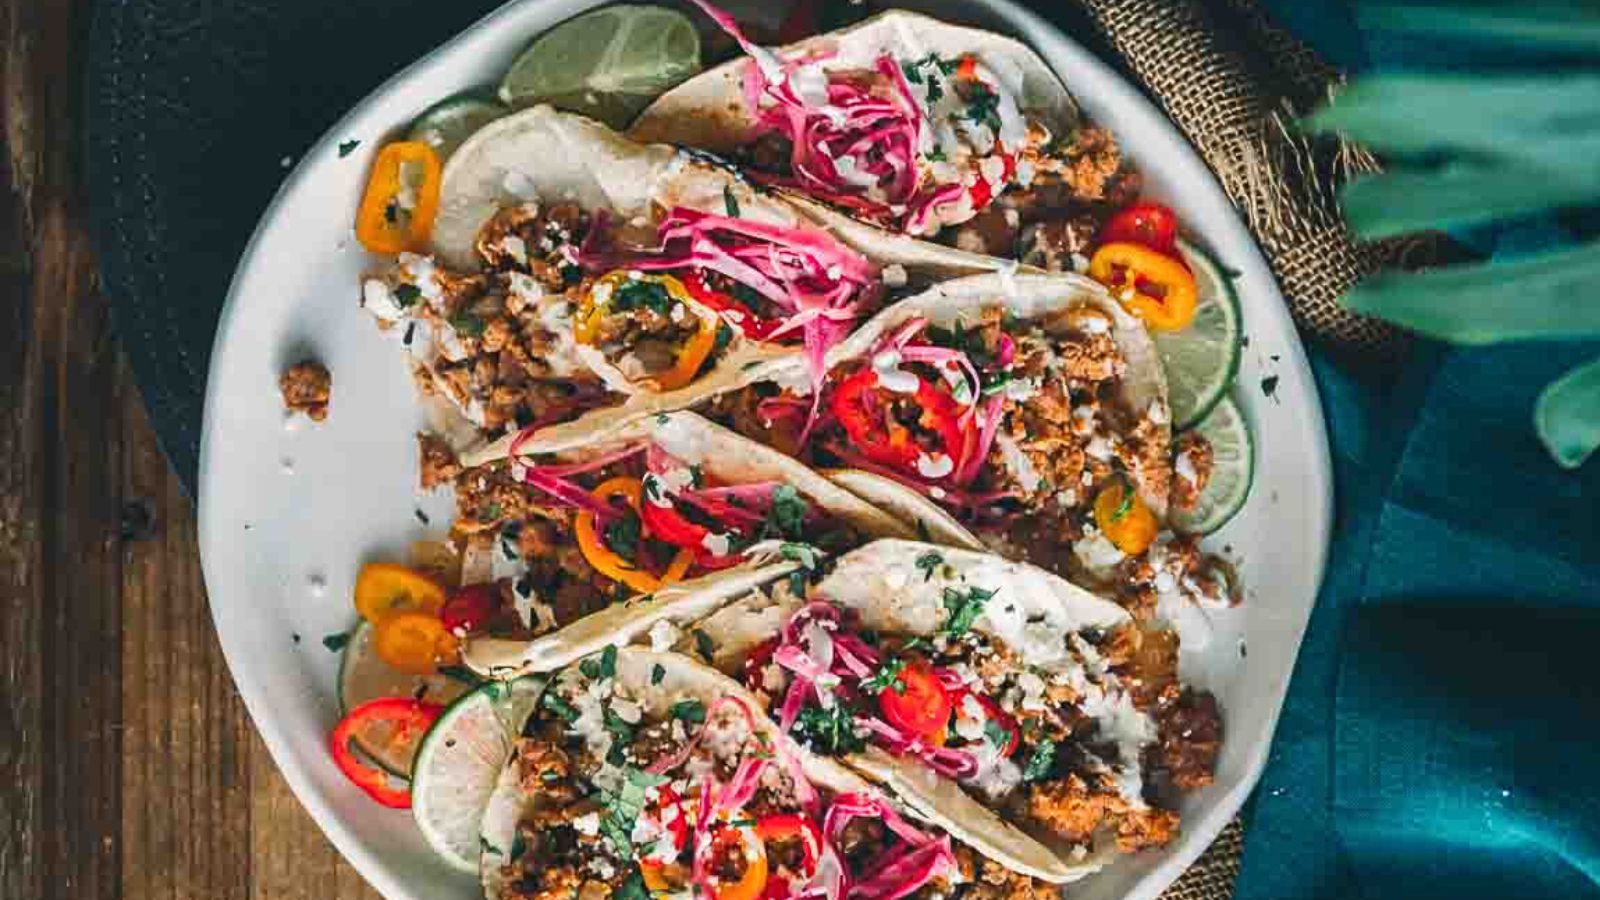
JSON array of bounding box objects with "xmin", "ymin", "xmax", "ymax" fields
[
  {"xmin": 501, "ymin": 730, "xmax": 620, "ymax": 900},
  {"xmin": 586, "ymin": 277, "xmax": 727, "ymax": 382},
  {"xmin": 279, "ymin": 361, "xmax": 331, "ymax": 421},
  {"xmin": 416, "ymin": 432, "xmax": 461, "ymax": 490},
  {"xmin": 1170, "ymin": 431, "xmax": 1215, "ymax": 512}
]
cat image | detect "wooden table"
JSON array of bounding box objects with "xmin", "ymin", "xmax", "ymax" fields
[
  {"xmin": 0, "ymin": 2, "xmax": 1242, "ymax": 896},
  {"xmin": 0, "ymin": 0, "xmax": 381, "ymax": 895}
]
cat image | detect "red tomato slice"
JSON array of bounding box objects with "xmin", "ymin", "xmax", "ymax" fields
[
  {"xmin": 1100, "ymin": 201, "xmax": 1180, "ymax": 256},
  {"xmin": 876, "ymin": 660, "xmax": 953, "ymax": 739}
]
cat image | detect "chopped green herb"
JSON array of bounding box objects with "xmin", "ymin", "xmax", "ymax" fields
[
  {"xmin": 580, "ymin": 658, "xmax": 601, "ymax": 679},
  {"xmin": 392, "ymin": 282, "xmax": 421, "ymax": 307},
  {"xmin": 1108, "ymin": 475, "xmax": 1136, "ymax": 523},
  {"xmin": 604, "ymin": 707, "xmax": 636, "ymax": 748},
  {"xmin": 615, "ymin": 871, "xmax": 648, "ymax": 900},
  {"xmin": 414, "ymin": 508, "xmax": 430, "ymax": 526},
  {"xmin": 927, "ymin": 145, "xmax": 947, "ymax": 162},
  {"xmin": 762, "ymin": 484, "xmax": 810, "ymax": 540},
  {"xmin": 670, "ymin": 698, "xmax": 707, "ymax": 723},
  {"xmin": 480, "ymin": 837, "xmax": 503, "ymax": 856},
  {"xmin": 338, "ymin": 139, "xmax": 361, "ymax": 158},
  {"xmin": 1021, "ymin": 738, "xmax": 1057, "ymax": 782},
  {"xmin": 438, "ymin": 665, "xmax": 484, "ymax": 687},
  {"xmin": 510, "ymin": 832, "xmax": 529, "ymax": 862},
  {"xmin": 964, "ymin": 82, "xmax": 1002, "ymax": 131},
  {"xmin": 794, "ymin": 702, "xmax": 864, "ymax": 755},
  {"xmin": 1260, "ymin": 375, "xmax": 1280, "ymax": 400},
  {"xmin": 860, "ymin": 657, "xmax": 908, "ymax": 694},
  {"xmin": 449, "ymin": 313, "xmax": 486, "ymax": 337},
  {"xmin": 321, "ymin": 630, "xmax": 351, "ymax": 653},
  {"xmin": 611, "ymin": 582, "xmax": 634, "ymax": 604},
  {"xmin": 780, "ymin": 542, "xmax": 821, "ymax": 570},
  {"xmin": 982, "ymin": 717, "xmax": 1013, "ymax": 749},
  {"xmin": 651, "ymin": 663, "xmax": 666, "ymax": 685},
  {"xmin": 612, "ymin": 279, "xmax": 674, "ymax": 315},
  {"xmin": 915, "ymin": 550, "xmax": 944, "ymax": 582},
  {"xmin": 689, "ymin": 464, "xmax": 705, "ymax": 489},
  {"xmin": 542, "ymin": 692, "xmax": 580, "ymax": 723},
  {"xmin": 724, "ymin": 185, "xmax": 741, "ymax": 217},
  {"xmin": 714, "ymin": 322, "xmax": 735, "ymax": 354},
  {"xmin": 291, "ymin": 633, "xmax": 301, "ymax": 645},
  {"xmin": 598, "ymin": 644, "xmax": 618, "ymax": 678},
  {"xmin": 916, "ymin": 519, "xmax": 933, "ymax": 542},
  {"xmin": 604, "ymin": 515, "xmax": 642, "ymax": 563},
  {"xmin": 693, "ymin": 628, "xmax": 716, "ymax": 663},
  {"xmin": 941, "ymin": 585, "xmax": 997, "ymax": 638},
  {"xmin": 657, "ymin": 413, "xmax": 671, "ymax": 424}
]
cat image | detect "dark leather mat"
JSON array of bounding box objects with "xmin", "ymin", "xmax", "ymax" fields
[{"xmin": 84, "ymin": 0, "xmax": 1105, "ymax": 494}]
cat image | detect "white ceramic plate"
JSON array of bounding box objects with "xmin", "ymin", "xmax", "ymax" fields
[{"xmin": 198, "ymin": 1, "xmax": 1331, "ymax": 897}]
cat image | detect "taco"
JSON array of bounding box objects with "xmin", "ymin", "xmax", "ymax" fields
[
  {"xmin": 432, "ymin": 409, "xmax": 914, "ymax": 673},
  {"xmin": 704, "ymin": 270, "xmax": 1176, "ymax": 587},
  {"xmin": 630, "ymin": 5, "xmax": 1140, "ymax": 262},
  {"xmin": 477, "ymin": 645, "xmax": 1093, "ymax": 900},
  {"xmin": 359, "ymin": 105, "xmax": 996, "ymax": 457},
  {"xmin": 680, "ymin": 539, "xmax": 1223, "ymax": 870}
]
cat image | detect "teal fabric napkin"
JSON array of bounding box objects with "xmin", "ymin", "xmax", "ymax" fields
[{"xmin": 1233, "ymin": 4, "xmax": 1600, "ymax": 898}]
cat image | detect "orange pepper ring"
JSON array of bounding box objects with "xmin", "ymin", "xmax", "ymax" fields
[
  {"xmin": 574, "ymin": 273, "xmax": 723, "ymax": 392},
  {"xmin": 1088, "ymin": 241, "xmax": 1198, "ymax": 332},
  {"xmin": 1092, "ymin": 477, "xmax": 1159, "ymax": 556},
  {"xmin": 575, "ymin": 476, "xmax": 694, "ymax": 595},
  {"xmin": 354, "ymin": 141, "xmax": 441, "ymax": 254}
]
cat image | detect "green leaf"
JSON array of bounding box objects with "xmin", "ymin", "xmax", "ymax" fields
[
  {"xmin": 1356, "ymin": 1, "xmax": 1600, "ymax": 53},
  {"xmin": 1536, "ymin": 355, "xmax": 1600, "ymax": 468},
  {"xmin": 1338, "ymin": 160, "xmax": 1600, "ymax": 239},
  {"xmin": 1342, "ymin": 243, "xmax": 1600, "ymax": 345},
  {"xmin": 1021, "ymin": 738, "xmax": 1057, "ymax": 782},
  {"xmin": 670, "ymin": 698, "xmax": 707, "ymax": 723},
  {"xmin": 1304, "ymin": 74, "xmax": 1600, "ymax": 158}
]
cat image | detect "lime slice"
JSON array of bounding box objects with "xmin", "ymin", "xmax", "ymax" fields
[
  {"xmin": 412, "ymin": 677, "xmax": 547, "ymax": 872},
  {"xmin": 408, "ymin": 90, "xmax": 507, "ymax": 160},
  {"xmin": 1153, "ymin": 239, "xmax": 1243, "ymax": 430},
  {"xmin": 337, "ymin": 620, "xmax": 473, "ymax": 776},
  {"xmin": 498, "ymin": 5, "xmax": 703, "ymax": 129},
  {"xmin": 1169, "ymin": 396, "xmax": 1254, "ymax": 535}
]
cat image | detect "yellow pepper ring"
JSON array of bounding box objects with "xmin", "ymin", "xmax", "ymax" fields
[
  {"xmin": 574, "ymin": 272, "xmax": 724, "ymax": 392},
  {"xmin": 575, "ymin": 476, "xmax": 694, "ymax": 595},
  {"xmin": 1092, "ymin": 477, "xmax": 1159, "ymax": 556},
  {"xmin": 1087, "ymin": 241, "xmax": 1198, "ymax": 332}
]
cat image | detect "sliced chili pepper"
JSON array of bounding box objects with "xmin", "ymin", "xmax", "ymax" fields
[
  {"xmin": 1088, "ymin": 241, "xmax": 1199, "ymax": 332},
  {"xmin": 353, "ymin": 562, "xmax": 447, "ymax": 624},
  {"xmin": 439, "ymin": 583, "xmax": 499, "ymax": 635},
  {"xmin": 830, "ymin": 368, "xmax": 970, "ymax": 473},
  {"xmin": 639, "ymin": 785, "xmax": 690, "ymax": 889},
  {"xmin": 640, "ymin": 495, "xmax": 713, "ymax": 550},
  {"xmin": 575, "ymin": 272, "xmax": 723, "ymax": 391},
  {"xmin": 967, "ymin": 151, "xmax": 1016, "ymax": 211},
  {"xmin": 575, "ymin": 476, "xmax": 695, "ymax": 594},
  {"xmin": 1100, "ymin": 201, "xmax": 1180, "ymax": 256},
  {"xmin": 354, "ymin": 141, "xmax": 441, "ymax": 254},
  {"xmin": 703, "ymin": 824, "xmax": 769, "ymax": 900},
  {"xmin": 956, "ymin": 54, "xmax": 978, "ymax": 80},
  {"xmin": 329, "ymin": 698, "xmax": 444, "ymax": 808},
  {"xmin": 877, "ymin": 660, "xmax": 953, "ymax": 740},
  {"xmin": 683, "ymin": 270, "xmax": 789, "ymax": 342},
  {"xmin": 373, "ymin": 610, "xmax": 460, "ymax": 675},
  {"xmin": 1093, "ymin": 476, "xmax": 1158, "ymax": 556},
  {"xmin": 754, "ymin": 815, "xmax": 823, "ymax": 900}
]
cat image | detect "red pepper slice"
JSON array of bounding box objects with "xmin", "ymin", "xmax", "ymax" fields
[
  {"xmin": 877, "ymin": 660, "xmax": 953, "ymax": 740},
  {"xmin": 754, "ymin": 815, "xmax": 823, "ymax": 899},
  {"xmin": 1100, "ymin": 201, "xmax": 1180, "ymax": 257},
  {"xmin": 683, "ymin": 270, "xmax": 791, "ymax": 342},
  {"xmin": 830, "ymin": 367, "xmax": 970, "ymax": 473},
  {"xmin": 640, "ymin": 495, "xmax": 714, "ymax": 549},
  {"xmin": 329, "ymin": 698, "xmax": 444, "ymax": 808},
  {"xmin": 639, "ymin": 785, "xmax": 691, "ymax": 889}
]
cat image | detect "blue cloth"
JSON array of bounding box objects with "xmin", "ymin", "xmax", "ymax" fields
[{"xmin": 1232, "ymin": 4, "xmax": 1600, "ymax": 898}]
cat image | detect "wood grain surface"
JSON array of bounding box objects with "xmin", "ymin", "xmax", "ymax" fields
[{"xmin": 0, "ymin": 0, "xmax": 1239, "ymax": 897}]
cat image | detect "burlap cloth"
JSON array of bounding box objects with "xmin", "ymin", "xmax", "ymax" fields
[{"xmin": 1066, "ymin": 0, "xmax": 1423, "ymax": 897}]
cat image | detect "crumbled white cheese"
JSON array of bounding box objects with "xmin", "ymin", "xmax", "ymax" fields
[
  {"xmin": 1073, "ymin": 531, "xmax": 1126, "ymax": 576},
  {"xmin": 648, "ymin": 619, "xmax": 683, "ymax": 652},
  {"xmin": 916, "ymin": 452, "xmax": 955, "ymax": 479},
  {"xmin": 499, "ymin": 235, "xmax": 528, "ymax": 266},
  {"xmin": 701, "ymin": 532, "xmax": 732, "ymax": 557},
  {"xmin": 572, "ymin": 811, "xmax": 600, "ymax": 836},
  {"xmin": 362, "ymin": 278, "xmax": 407, "ymax": 323},
  {"xmin": 871, "ymin": 350, "xmax": 920, "ymax": 393}
]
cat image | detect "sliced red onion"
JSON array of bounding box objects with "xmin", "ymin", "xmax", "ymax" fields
[
  {"xmin": 952, "ymin": 394, "xmax": 1007, "ymax": 486},
  {"xmin": 855, "ymin": 717, "xmax": 979, "ymax": 779}
]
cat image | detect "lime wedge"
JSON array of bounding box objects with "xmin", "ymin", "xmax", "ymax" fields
[
  {"xmin": 1153, "ymin": 239, "xmax": 1243, "ymax": 430},
  {"xmin": 499, "ymin": 5, "xmax": 703, "ymax": 130},
  {"xmin": 1169, "ymin": 396, "xmax": 1254, "ymax": 535},
  {"xmin": 408, "ymin": 90, "xmax": 507, "ymax": 160},
  {"xmin": 412, "ymin": 677, "xmax": 546, "ymax": 872},
  {"xmin": 337, "ymin": 620, "xmax": 473, "ymax": 776}
]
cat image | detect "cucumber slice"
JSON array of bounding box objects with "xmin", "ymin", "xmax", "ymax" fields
[
  {"xmin": 498, "ymin": 5, "xmax": 702, "ymax": 129},
  {"xmin": 337, "ymin": 620, "xmax": 473, "ymax": 777},
  {"xmin": 1169, "ymin": 396, "xmax": 1254, "ymax": 535},
  {"xmin": 407, "ymin": 91, "xmax": 507, "ymax": 160},
  {"xmin": 412, "ymin": 677, "xmax": 547, "ymax": 873},
  {"xmin": 1153, "ymin": 239, "xmax": 1243, "ymax": 430}
]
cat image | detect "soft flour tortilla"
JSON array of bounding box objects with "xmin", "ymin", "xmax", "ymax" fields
[
  {"xmin": 630, "ymin": 11, "xmax": 1080, "ymax": 269},
  {"xmin": 460, "ymin": 410, "xmax": 916, "ymax": 679},
  {"xmin": 478, "ymin": 647, "xmax": 1082, "ymax": 899},
  {"xmin": 820, "ymin": 270, "xmax": 1172, "ymax": 518}
]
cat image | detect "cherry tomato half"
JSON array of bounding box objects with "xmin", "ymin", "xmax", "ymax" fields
[
  {"xmin": 877, "ymin": 660, "xmax": 953, "ymax": 740},
  {"xmin": 1100, "ymin": 201, "xmax": 1180, "ymax": 256}
]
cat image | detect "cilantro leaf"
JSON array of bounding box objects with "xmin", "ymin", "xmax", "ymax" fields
[
  {"xmin": 615, "ymin": 871, "xmax": 648, "ymax": 900},
  {"xmin": 321, "ymin": 630, "xmax": 351, "ymax": 653},
  {"xmin": 541, "ymin": 691, "xmax": 580, "ymax": 723},
  {"xmin": 762, "ymin": 484, "xmax": 809, "ymax": 540},
  {"xmin": 941, "ymin": 585, "xmax": 997, "ymax": 638},
  {"xmin": 1021, "ymin": 738, "xmax": 1057, "ymax": 782},
  {"xmin": 598, "ymin": 644, "xmax": 618, "ymax": 678},
  {"xmin": 651, "ymin": 663, "xmax": 666, "ymax": 685},
  {"xmin": 794, "ymin": 702, "xmax": 865, "ymax": 755},
  {"xmin": 915, "ymin": 550, "xmax": 944, "ymax": 582},
  {"xmin": 860, "ymin": 657, "xmax": 908, "ymax": 695},
  {"xmin": 670, "ymin": 699, "xmax": 706, "ymax": 724},
  {"xmin": 603, "ymin": 515, "xmax": 642, "ymax": 563},
  {"xmin": 983, "ymin": 717, "xmax": 1013, "ymax": 749},
  {"xmin": 392, "ymin": 282, "xmax": 420, "ymax": 307},
  {"xmin": 780, "ymin": 542, "xmax": 821, "ymax": 570},
  {"xmin": 724, "ymin": 184, "xmax": 741, "ymax": 218},
  {"xmin": 693, "ymin": 628, "xmax": 716, "ymax": 663}
]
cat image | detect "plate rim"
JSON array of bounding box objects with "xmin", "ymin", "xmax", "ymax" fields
[{"xmin": 197, "ymin": 0, "xmax": 1333, "ymax": 897}]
